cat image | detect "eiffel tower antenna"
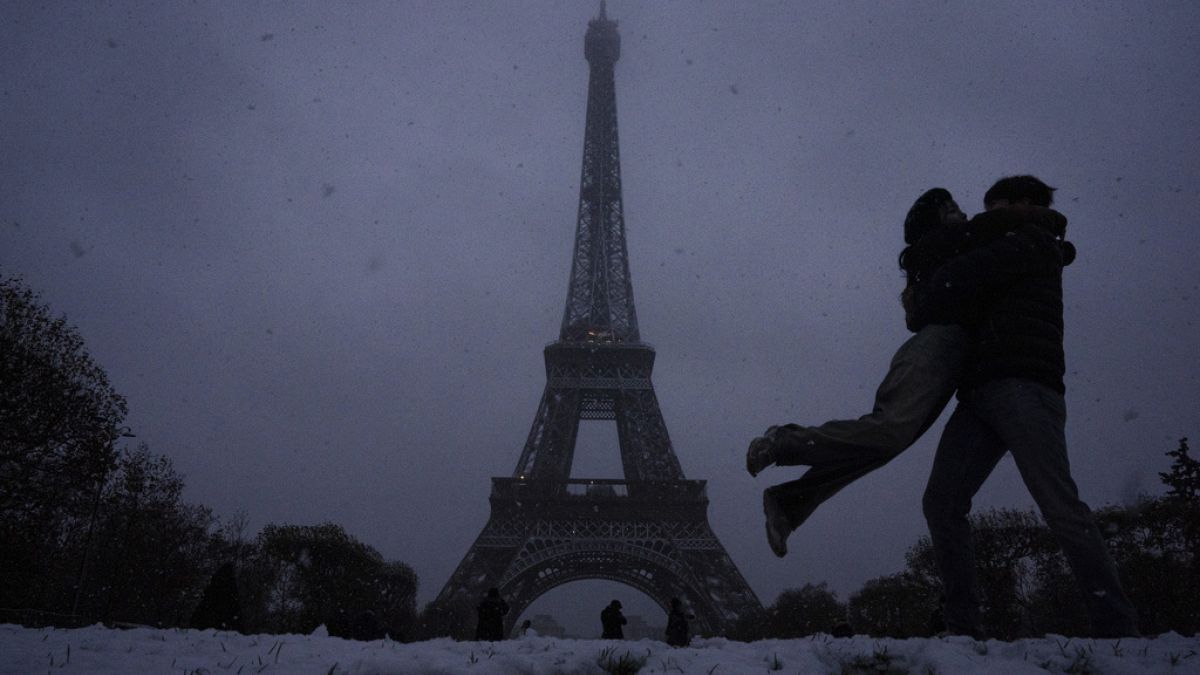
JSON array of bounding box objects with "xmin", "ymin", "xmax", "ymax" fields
[
  {"xmin": 427, "ymin": 6, "xmax": 761, "ymax": 639},
  {"xmin": 562, "ymin": 0, "xmax": 634, "ymax": 345}
]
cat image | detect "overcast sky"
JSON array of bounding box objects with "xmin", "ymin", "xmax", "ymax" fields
[{"xmin": 3, "ymin": 0, "xmax": 1198, "ymax": 635}]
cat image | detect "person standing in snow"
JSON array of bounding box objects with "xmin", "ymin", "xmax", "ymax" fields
[
  {"xmin": 600, "ymin": 600, "xmax": 626, "ymax": 639},
  {"xmin": 189, "ymin": 561, "xmax": 244, "ymax": 633},
  {"xmin": 664, "ymin": 597, "xmax": 690, "ymax": 647},
  {"xmin": 744, "ymin": 186, "xmax": 1016, "ymax": 555},
  {"xmin": 475, "ymin": 587, "xmax": 509, "ymax": 641}
]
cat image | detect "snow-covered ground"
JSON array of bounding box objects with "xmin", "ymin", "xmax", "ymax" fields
[{"xmin": 3, "ymin": 623, "xmax": 1199, "ymax": 674}]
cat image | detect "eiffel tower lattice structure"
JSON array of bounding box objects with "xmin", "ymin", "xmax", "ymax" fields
[{"xmin": 429, "ymin": 4, "xmax": 762, "ymax": 638}]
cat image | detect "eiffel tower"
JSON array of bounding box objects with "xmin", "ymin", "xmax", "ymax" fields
[{"xmin": 430, "ymin": 3, "xmax": 761, "ymax": 638}]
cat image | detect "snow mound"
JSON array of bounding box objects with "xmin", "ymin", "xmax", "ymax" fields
[{"xmin": 2, "ymin": 623, "xmax": 1198, "ymax": 675}]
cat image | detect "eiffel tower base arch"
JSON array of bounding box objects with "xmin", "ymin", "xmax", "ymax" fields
[{"xmin": 428, "ymin": 478, "xmax": 761, "ymax": 639}]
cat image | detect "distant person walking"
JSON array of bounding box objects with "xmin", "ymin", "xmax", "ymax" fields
[
  {"xmin": 600, "ymin": 600, "xmax": 626, "ymax": 639},
  {"xmin": 475, "ymin": 587, "xmax": 509, "ymax": 641},
  {"xmin": 664, "ymin": 597, "xmax": 689, "ymax": 647}
]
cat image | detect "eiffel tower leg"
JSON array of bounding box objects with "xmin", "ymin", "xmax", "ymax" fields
[
  {"xmin": 427, "ymin": 514, "xmax": 525, "ymax": 640},
  {"xmin": 514, "ymin": 386, "xmax": 581, "ymax": 481},
  {"xmin": 677, "ymin": 523, "xmax": 765, "ymax": 631},
  {"xmin": 616, "ymin": 388, "xmax": 683, "ymax": 483}
]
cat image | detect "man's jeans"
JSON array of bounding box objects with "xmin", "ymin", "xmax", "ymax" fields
[
  {"xmin": 922, "ymin": 378, "xmax": 1138, "ymax": 637},
  {"xmin": 767, "ymin": 324, "xmax": 967, "ymax": 530}
]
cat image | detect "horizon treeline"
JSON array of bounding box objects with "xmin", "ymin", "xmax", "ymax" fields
[
  {"xmin": 1, "ymin": 273, "xmax": 417, "ymax": 638},
  {"xmin": 3, "ymin": 272, "xmax": 1196, "ymax": 640}
]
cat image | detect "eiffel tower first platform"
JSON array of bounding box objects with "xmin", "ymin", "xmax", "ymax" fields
[{"xmin": 429, "ymin": 3, "xmax": 761, "ymax": 638}]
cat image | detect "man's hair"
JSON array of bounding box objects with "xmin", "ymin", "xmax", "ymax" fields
[{"xmin": 984, "ymin": 175, "xmax": 1055, "ymax": 208}]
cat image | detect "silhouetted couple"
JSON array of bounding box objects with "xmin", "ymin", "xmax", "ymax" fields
[{"xmin": 747, "ymin": 176, "xmax": 1138, "ymax": 639}]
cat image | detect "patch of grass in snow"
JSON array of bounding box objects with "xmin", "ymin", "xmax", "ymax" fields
[
  {"xmin": 596, "ymin": 645, "xmax": 648, "ymax": 674},
  {"xmin": 1064, "ymin": 646, "xmax": 1095, "ymax": 675},
  {"xmin": 1167, "ymin": 650, "xmax": 1197, "ymax": 666},
  {"xmin": 657, "ymin": 656, "xmax": 684, "ymax": 673},
  {"xmin": 839, "ymin": 644, "xmax": 909, "ymax": 675}
]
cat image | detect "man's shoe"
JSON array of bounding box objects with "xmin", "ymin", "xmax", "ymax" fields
[
  {"xmin": 746, "ymin": 426, "xmax": 779, "ymax": 477},
  {"xmin": 763, "ymin": 490, "xmax": 790, "ymax": 558}
]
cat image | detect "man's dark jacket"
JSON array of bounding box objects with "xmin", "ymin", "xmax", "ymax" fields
[{"xmin": 910, "ymin": 205, "xmax": 1073, "ymax": 394}]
